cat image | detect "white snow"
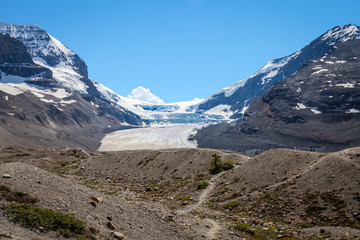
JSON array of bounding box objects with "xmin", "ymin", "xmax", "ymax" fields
[
  {"xmin": 40, "ymin": 98, "xmax": 56, "ymax": 103},
  {"xmin": 325, "ymin": 61, "xmax": 334, "ymax": 64},
  {"xmin": 99, "ymin": 124, "xmax": 204, "ymax": 151},
  {"xmin": 310, "ymin": 107, "xmax": 321, "ymax": 114},
  {"xmin": 204, "ymin": 105, "xmax": 233, "ymax": 121},
  {"xmin": 296, "ymin": 87, "xmax": 301, "ymax": 93},
  {"xmin": 4, "ymin": 96, "xmax": 9, "ymax": 101},
  {"xmin": 335, "ymin": 83, "xmax": 355, "ymax": 88},
  {"xmin": 294, "ymin": 103, "xmax": 307, "ymax": 110},
  {"xmin": 34, "ymin": 60, "xmax": 88, "ymax": 93},
  {"xmin": 312, "ymin": 66, "xmax": 323, "ymax": 70},
  {"xmin": 0, "ymin": 71, "xmax": 31, "ymax": 84},
  {"xmin": 213, "ymin": 78, "xmax": 248, "ymax": 98},
  {"xmin": 311, "ymin": 69, "xmax": 328, "ymax": 75},
  {"xmin": 335, "ymin": 60, "xmax": 347, "ymax": 64},
  {"xmin": 60, "ymin": 99, "xmax": 77, "ymax": 105},
  {"xmin": 209, "ymin": 50, "xmax": 301, "ymax": 98},
  {"xmin": 261, "ymin": 69, "xmax": 279, "ymax": 85},
  {"xmin": 321, "ymin": 25, "xmax": 360, "ymax": 44},
  {"xmin": 346, "ymin": 108, "xmax": 360, "ymax": 113}
]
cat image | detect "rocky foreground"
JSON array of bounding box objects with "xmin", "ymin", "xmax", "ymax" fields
[{"xmin": 0, "ymin": 146, "xmax": 359, "ymax": 239}]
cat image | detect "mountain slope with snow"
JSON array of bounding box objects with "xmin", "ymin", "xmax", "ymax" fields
[
  {"xmin": 195, "ymin": 39, "xmax": 360, "ymax": 154},
  {"xmin": 0, "ymin": 21, "xmax": 144, "ymax": 150},
  {"xmin": 198, "ymin": 24, "xmax": 360, "ymax": 121}
]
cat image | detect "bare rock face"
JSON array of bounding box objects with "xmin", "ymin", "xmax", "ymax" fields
[
  {"xmin": 196, "ymin": 39, "xmax": 360, "ymax": 154},
  {"xmin": 0, "ymin": 33, "xmax": 52, "ymax": 80}
]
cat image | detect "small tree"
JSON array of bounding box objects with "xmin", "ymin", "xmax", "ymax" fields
[
  {"xmin": 209, "ymin": 154, "xmax": 234, "ymax": 174},
  {"xmin": 209, "ymin": 154, "xmax": 223, "ymax": 174}
]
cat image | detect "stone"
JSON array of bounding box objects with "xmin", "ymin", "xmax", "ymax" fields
[
  {"xmin": 2, "ymin": 174, "xmax": 11, "ymax": 178},
  {"xmin": 89, "ymin": 196, "xmax": 103, "ymax": 203},
  {"xmin": 89, "ymin": 201, "xmax": 97, "ymax": 207},
  {"xmin": 112, "ymin": 231, "xmax": 125, "ymax": 239},
  {"xmin": 107, "ymin": 221, "xmax": 115, "ymax": 230}
]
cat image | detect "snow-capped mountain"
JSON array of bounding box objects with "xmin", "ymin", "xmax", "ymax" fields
[
  {"xmin": 0, "ymin": 21, "xmax": 231, "ymax": 125},
  {"xmin": 195, "ymin": 38, "xmax": 360, "ymax": 154},
  {"xmin": 0, "ymin": 21, "xmax": 145, "ymax": 150},
  {"xmin": 197, "ymin": 24, "xmax": 360, "ymax": 121}
]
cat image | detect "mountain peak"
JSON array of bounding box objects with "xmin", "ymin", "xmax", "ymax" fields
[{"xmin": 321, "ymin": 24, "xmax": 360, "ymax": 44}]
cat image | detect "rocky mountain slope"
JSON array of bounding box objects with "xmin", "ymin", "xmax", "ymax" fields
[
  {"xmin": 0, "ymin": 22, "xmax": 143, "ymax": 150},
  {"xmin": 197, "ymin": 24, "xmax": 360, "ymax": 121},
  {"xmin": 195, "ymin": 39, "xmax": 360, "ymax": 154},
  {"xmin": 0, "ymin": 146, "xmax": 359, "ymax": 239}
]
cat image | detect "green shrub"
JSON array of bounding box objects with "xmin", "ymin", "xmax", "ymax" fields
[
  {"xmin": 0, "ymin": 186, "xmax": 38, "ymax": 204},
  {"xmin": 209, "ymin": 154, "xmax": 223, "ymax": 174},
  {"xmin": 209, "ymin": 154, "xmax": 234, "ymax": 174},
  {"xmin": 2, "ymin": 203, "xmax": 85, "ymax": 237},
  {"xmin": 222, "ymin": 161, "xmax": 234, "ymax": 170},
  {"xmin": 197, "ymin": 181, "xmax": 209, "ymax": 190}
]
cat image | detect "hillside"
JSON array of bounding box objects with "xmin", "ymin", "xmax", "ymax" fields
[{"xmin": 1, "ymin": 146, "xmax": 359, "ymax": 239}]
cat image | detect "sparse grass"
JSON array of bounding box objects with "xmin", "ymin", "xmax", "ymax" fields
[
  {"xmin": 235, "ymin": 212, "xmax": 248, "ymax": 218},
  {"xmin": 222, "ymin": 201, "xmax": 240, "ymax": 210},
  {"xmin": 232, "ymin": 222, "xmax": 255, "ymax": 235},
  {"xmin": 177, "ymin": 196, "xmax": 192, "ymax": 202},
  {"xmin": 197, "ymin": 181, "xmax": 209, "ymax": 190},
  {"xmin": 296, "ymin": 222, "xmax": 314, "ymax": 228}
]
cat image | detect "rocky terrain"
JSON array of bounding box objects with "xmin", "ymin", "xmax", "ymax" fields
[
  {"xmin": 195, "ymin": 39, "xmax": 360, "ymax": 154},
  {"xmin": 197, "ymin": 24, "xmax": 360, "ymax": 120},
  {"xmin": 0, "ymin": 146, "xmax": 359, "ymax": 239}
]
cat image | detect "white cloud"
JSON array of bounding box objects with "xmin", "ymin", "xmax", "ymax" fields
[{"xmin": 127, "ymin": 86, "xmax": 165, "ymax": 104}]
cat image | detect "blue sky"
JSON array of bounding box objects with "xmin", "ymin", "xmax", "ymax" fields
[{"xmin": 2, "ymin": 0, "xmax": 360, "ymax": 103}]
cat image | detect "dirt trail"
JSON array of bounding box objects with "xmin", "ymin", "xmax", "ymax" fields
[
  {"xmin": 176, "ymin": 172, "xmax": 224, "ymax": 215},
  {"xmin": 175, "ymin": 169, "xmax": 234, "ymax": 239},
  {"xmin": 204, "ymin": 218, "xmax": 222, "ymax": 239}
]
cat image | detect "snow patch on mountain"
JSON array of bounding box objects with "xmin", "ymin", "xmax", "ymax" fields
[
  {"xmin": 34, "ymin": 60, "xmax": 88, "ymax": 93},
  {"xmin": 321, "ymin": 24, "xmax": 360, "ymax": 44},
  {"xmin": 0, "ymin": 71, "xmax": 32, "ymax": 84},
  {"xmin": 204, "ymin": 105, "xmax": 233, "ymax": 121},
  {"xmin": 0, "ymin": 82, "xmax": 76, "ymax": 106}
]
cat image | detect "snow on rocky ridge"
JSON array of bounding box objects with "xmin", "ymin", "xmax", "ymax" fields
[{"xmin": 198, "ymin": 24, "xmax": 360, "ymax": 120}]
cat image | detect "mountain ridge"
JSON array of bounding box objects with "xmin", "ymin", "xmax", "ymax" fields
[
  {"xmin": 195, "ymin": 39, "xmax": 360, "ymax": 154},
  {"xmin": 197, "ymin": 24, "xmax": 360, "ymax": 121}
]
